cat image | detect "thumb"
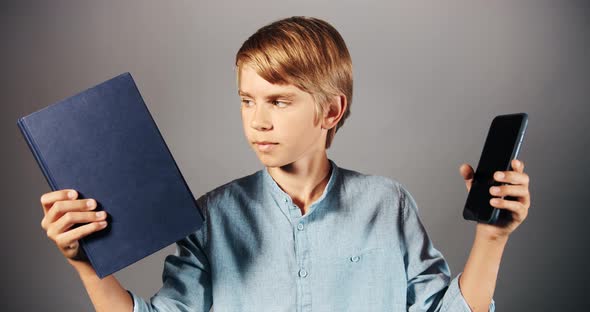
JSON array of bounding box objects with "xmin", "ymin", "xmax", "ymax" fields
[
  {"xmin": 459, "ymin": 163, "xmax": 474, "ymax": 180},
  {"xmin": 459, "ymin": 163, "xmax": 474, "ymax": 190}
]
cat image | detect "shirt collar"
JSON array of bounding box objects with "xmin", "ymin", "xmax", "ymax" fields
[{"xmin": 262, "ymin": 158, "xmax": 340, "ymax": 212}]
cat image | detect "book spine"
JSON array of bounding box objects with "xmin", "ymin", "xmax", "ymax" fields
[
  {"xmin": 17, "ymin": 118, "xmax": 58, "ymax": 191},
  {"xmin": 17, "ymin": 117, "xmax": 97, "ymax": 275}
]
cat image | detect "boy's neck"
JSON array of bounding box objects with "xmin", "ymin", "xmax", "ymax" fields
[{"xmin": 266, "ymin": 152, "xmax": 331, "ymax": 215}]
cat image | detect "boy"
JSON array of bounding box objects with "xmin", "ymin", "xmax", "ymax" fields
[{"xmin": 39, "ymin": 16, "xmax": 531, "ymax": 311}]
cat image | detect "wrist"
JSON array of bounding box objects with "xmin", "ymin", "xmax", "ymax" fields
[
  {"xmin": 475, "ymin": 225, "xmax": 510, "ymax": 244},
  {"xmin": 67, "ymin": 258, "xmax": 98, "ymax": 279}
]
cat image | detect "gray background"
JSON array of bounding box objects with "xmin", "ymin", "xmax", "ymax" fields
[{"xmin": 2, "ymin": 0, "xmax": 588, "ymax": 311}]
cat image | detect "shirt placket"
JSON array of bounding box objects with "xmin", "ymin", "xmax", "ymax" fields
[{"xmin": 284, "ymin": 196, "xmax": 312, "ymax": 312}]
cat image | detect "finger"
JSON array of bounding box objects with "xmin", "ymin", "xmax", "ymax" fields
[
  {"xmin": 459, "ymin": 163, "xmax": 474, "ymax": 180},
  {"xmin": 493, "ymin": 170, "xmax": 530, "ymax": 186},
  {"xmin": 54, "ymin": 221, "xmax": 108, "ymax": 250},
  {"xmin": 47, "ymin": 211, "xmax": 107, "ymax": 239},
  {"xmin": 490, "ymin": 198, "xmax": 528, "ymax": 222},
  {"xmin": 40, "ymin": 189, "xmax": 77, "ymax": 214},
  {"xmin": 512, "ymin": 159, "xmax": 525, "ymax": 173},
  {"xmin": 489, "ymin": 184, "xmax": 530, "ymax": 199},
  {"xmin": 43, "ymin": 199, "xmax": 97, "ymax": 228},
  {"xmin": 489, "ymin": 180, "xmax": 531, "ymax": 209}
]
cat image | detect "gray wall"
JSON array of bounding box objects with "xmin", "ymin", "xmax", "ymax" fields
[{"xmin": 2, "ymin": 1, "xmax": 588, "ymax": 311}]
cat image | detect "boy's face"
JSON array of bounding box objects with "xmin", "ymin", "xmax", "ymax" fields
[{"xmin": 239, "ymin": 65, "xmax": 326, "ymax": 168}]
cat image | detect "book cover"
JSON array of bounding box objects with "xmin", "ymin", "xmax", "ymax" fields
[{"xmin": 17, "ymin": 72, "xmax": 204, "ymax": 278}]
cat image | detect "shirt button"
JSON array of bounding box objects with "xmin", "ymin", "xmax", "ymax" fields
[
  {"xmin": 284, "ymin": 198, "xmax": 289, "ymax": 203},
  {"xmin": 350, "ymin": 255, "xmax": 360, "ymax": 262},
  {"xmin": 298, "ymin": 268, "xmax": 308, "ymax": 277},
  {"xmin": 297, "ymin": 223, "xmax": 304, "ymax": 231}
]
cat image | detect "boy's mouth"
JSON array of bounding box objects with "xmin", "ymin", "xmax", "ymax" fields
[{"xmin": 254, "ymin": 141, "xmax": 278, "ymax": 152}]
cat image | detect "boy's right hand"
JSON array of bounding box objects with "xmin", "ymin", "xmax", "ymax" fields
[{"xmin": 40, "ymin": 189, "xmax": 108, "ymax": 262}]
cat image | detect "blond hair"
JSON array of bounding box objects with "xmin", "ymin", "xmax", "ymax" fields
[{"xmin": 235, "ymin": 16, "xmax": 353, "ymax": 149}]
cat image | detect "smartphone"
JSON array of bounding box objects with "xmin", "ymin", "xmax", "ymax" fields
[{"xmin": 463, "ymin": 113, "xmax": 528, "ymax": 224}]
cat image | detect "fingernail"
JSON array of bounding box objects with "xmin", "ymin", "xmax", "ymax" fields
[
  {"xmin": 86, "ymin": 199, "xmax": 95, "ymax": 208},
  {"xmin": 98, "ymin": 221, "xmax": 107, "ymax": 227},
  {"xmin": 490, "ymin": 187, "xmax": 500, "ymax": 194},
  {"xmin": 491, "ymin": 199, "xmax": 500, "ymax": 205},
  {"xmin": 96, "ymin": 211, "xmax": 106, "ymax": 218},
  {"xmin": 68, "ymin": 191, "xmax": 76, "ymax": 199},
  {"xmin": 495, "ymin": 172, "xmax": 504, "ymax": 179}
]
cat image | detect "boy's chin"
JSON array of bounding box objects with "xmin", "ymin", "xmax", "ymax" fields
[
  {"xmin": 256, "ymin": 154, "xmax": 289, "ymax": 168},
  {"xmin": 258, "ymin": 158, "xmax": 283, "ymax": 168}
]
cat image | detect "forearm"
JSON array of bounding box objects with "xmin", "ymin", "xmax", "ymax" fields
[
  {"xmin": 459, "ymin": 225, "xmax": 508, "ymax": 312},
  {"xmin": 68, "ymin": 259, "xmax": 134, "ymax": 312}
]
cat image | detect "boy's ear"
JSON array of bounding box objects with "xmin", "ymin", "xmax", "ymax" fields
[{"xmin": 322, "ymin": 95, "xmax": 347, "ymax": 130}]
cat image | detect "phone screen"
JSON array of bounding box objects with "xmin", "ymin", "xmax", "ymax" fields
[{"xmin": 463, "ymin": 113, "xmax": 528, "ymax": 224}]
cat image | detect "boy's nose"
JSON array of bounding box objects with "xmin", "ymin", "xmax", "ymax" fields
[{"xmin": 250, "ymin": 106, "xmax": 272, "ymax": 130}]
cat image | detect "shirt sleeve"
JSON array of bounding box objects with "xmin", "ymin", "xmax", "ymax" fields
[
  {"xmin": 397, "ymin": 183, "xmax": 496, "ymax": 312},
  {"xmin": 126, "ymin": 194, "xmax": 213, "ymax": 312}
]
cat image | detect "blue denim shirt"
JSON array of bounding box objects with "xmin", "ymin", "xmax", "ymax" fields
[{"xmin": 129, "ymin": 159, "xmax": 495, "ymax": 311}]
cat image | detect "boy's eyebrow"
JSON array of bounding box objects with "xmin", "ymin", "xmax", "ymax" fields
[{"xmin": 238, "ymin": 90, "xmax": 297, "ymax": 99}]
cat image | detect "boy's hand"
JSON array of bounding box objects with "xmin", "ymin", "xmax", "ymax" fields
[
  {"xmin": 459, "ymin": 159, "xmax": 531, "ymax": 240},
  {"xmin": 40, "ymin": 189, "xmax": 108, "ymax": 261}
]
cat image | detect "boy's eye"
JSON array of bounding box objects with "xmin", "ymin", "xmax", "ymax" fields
[
  {"xmin": 241, "ymin": 99, "xmax": 289, "ymax": 108},
  {"xmin": 272, "ymin": 100, "xmax": 288, "ymax": 108}
]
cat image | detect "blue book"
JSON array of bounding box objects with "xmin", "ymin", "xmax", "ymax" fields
[{"xmin": 17, "ymin": 72, "xmax": 204, "ymax": 278}]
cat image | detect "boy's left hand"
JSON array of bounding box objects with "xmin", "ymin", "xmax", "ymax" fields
[{"xmin": 459, "ymin": 159, "xmax": 531, "ymax": 240}]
